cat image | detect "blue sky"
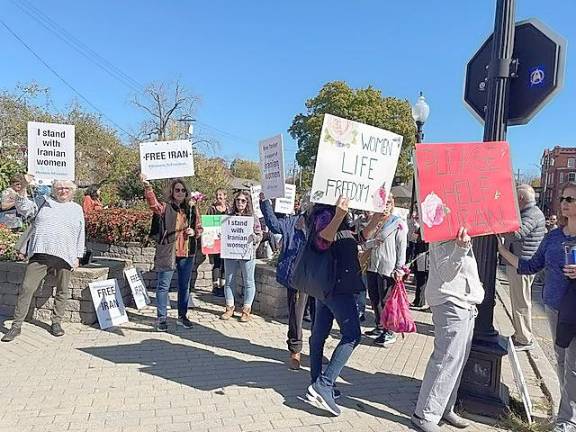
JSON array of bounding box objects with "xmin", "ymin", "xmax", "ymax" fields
[{"xmin": 1, "ymin": 0, "xmax": 574, "ymax": 178}]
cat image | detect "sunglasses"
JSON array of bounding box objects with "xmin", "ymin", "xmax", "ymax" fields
[
  {"xmin": 174, "ymin": 187, "xmax": 187, "ymax": 193},
  {"xmin": 560, "ymin": 196, "xmax": 576, "ymax": 203},
  {"xmin": 235, "ymin": 198, "xmax": 247, "ymax": 203}
]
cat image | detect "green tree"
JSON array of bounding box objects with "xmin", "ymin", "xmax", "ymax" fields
[
  {"xmin": 288, "ymin": 81, "xmax": 417, "ymax": 184},
  {"xmin": 230, "ymin": 158, "xmax": 261, "ymax": 181},
  {"xmin": 190, "ymin": 155, "xmax": 232, "ymax": 212}
]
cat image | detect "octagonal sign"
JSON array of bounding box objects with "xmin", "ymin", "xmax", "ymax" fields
[{"xmin": 464, "ymin": 18, "xmax": 566, "ymax": 126}]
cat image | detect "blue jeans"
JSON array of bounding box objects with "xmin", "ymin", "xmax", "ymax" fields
[
  {"xmin": 309, "ymin": 294, "xmax": 362, "ymax": 387},
  {"xmin": 224, "ymin": 258, "xmax": 256, "ymax": 307},
  {"xmin": 156, "ymin": 257, "xmax": 194, "ymax": 322}
]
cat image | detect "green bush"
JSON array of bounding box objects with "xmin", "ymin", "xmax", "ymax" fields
[{"xmin": 0, "ymin": 225, "xmax": 22, "ymax": 261}]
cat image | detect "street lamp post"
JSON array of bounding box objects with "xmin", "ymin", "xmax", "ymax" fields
[{"xmin": 410, "ymin": 92, "xmax": 430, "ymax": 215}]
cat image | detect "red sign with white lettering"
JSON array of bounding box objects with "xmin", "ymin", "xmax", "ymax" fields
[{"xmin": 415, "ymin": 141, "xmax": 520, "ymax": 243}]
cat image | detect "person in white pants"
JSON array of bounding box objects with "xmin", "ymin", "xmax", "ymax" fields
[{"xmin": 412, "ymin": 228, "xmax": 485, "ymax": 432}]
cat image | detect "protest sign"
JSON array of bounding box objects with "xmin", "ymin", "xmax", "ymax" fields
[
  {"xmin": 220, "ymin": 216, "xmax": 254, "ymax": 260},
  {"xmin": 124, "ymin": 268, "xmax": 150, "ymax": 310},
  {"xmin": 508, "ymin": 337, "xmax": 533, "ymax": 424},
  {"xmin": 89, "ymin": 279, "xmax": 129, "ymax": 329},
  {"xmin": 201, "ymin": 215, "xmax": 223, "ymax": 255},
  {"xmin": 250, "ymin": 185, "xmax": 264, "ymax": 219},
  {"xmin": 393, "ymin": 207, "xmax": 409, "ymax": 222},
  {"xmin": 310, "ymin": 114, "xmax": 403, "ymax": 212},
  {"xmin": 415, "ymin": 141, "xmax": 520, "ymax": 242},
  {"xmin": 27, "ymin": 121, "xmax": 75, "ymax": 184},
  {"xmin": 259, "ymin": 134, "xmax": 285, "ymax": 199},
  {"xmin": 274, "ymin": 184, "xmax": 297, "ymax": 214},
  {"xmin": 139, "ymin": 140, "xmax": 194, "ymax": 180}
]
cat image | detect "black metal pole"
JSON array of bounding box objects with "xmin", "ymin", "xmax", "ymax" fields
[
  {"xmin": 410, "ymin": 121, "xmax": 424, "ymax": 216},
  {"xmin": 459, "ymin": 0, "xmax": 515, "ymax": 416}
]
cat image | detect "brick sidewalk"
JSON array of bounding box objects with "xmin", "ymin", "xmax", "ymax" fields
[{"xmin": 0, "ymin": 286, "xmax": 550, "ymax": 432}]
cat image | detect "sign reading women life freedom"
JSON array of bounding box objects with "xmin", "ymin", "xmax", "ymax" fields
[
  {"xmin": 259, "ymin": 134, "xmax": 285, "ymax": 199},
  {"xmin": 27, "ymin": 121, "xmax": 75, "ymax": 184},
  {"xmin": 415, "ymin": 141, "xmax": 520, "ymax": 242},
  {"xmin": 310, "ymin": 114, "xmax": 403, "ymax": 212},
  {"xmin": 139, "ymin": 140, "xmax": 195, "ymax": 180},
  {"xmin": 220, "ymin": 216, "xmax": 255, "ymax": 260}
]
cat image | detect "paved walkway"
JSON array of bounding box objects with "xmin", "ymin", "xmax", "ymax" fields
[{"xmin": 0, "ymin": 284, "xmax": 552, "ymax": 432}]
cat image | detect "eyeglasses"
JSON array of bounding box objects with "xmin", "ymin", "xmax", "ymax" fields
[
  {"xmin": 560, "ymin": 196, "xmax": 576, "ymax": 203},
  {"xmin": 174, "ymin": 188, "xmax": 186, "ymax": 193},
  {"xmin": 56, "ymin": 187, "xmax": 71, "ymax": 192},
  {"xmin": 235, "ymin": 198, "xmax": 247, "ymax": 203}
]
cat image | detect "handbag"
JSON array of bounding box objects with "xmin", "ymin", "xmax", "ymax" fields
[
  {"xmin": 289, "ymin": 217, "xmax": 337, "ymax": 301},
  {"xmin": 15, "ymin": 198, "xmax": 48, "ymax": 256},
  {"xmin": 380, "ymin": 279, "xmax": 417, "ymax": 334}
]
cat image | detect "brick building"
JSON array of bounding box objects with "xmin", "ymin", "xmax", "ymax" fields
[{"xmin": 540, "ymin": 146, "xmax": 576, "ymax": 216}]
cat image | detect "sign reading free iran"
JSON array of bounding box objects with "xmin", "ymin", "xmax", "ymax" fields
[{"xmin": 310, "ymin": 114, "xmax": 403, "ymax": 212}]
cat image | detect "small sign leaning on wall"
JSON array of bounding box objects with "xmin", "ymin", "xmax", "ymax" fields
[
  {"xmin": 89, "ymin": 279, "xmax": 129, "ymax": 329},
  {"xmin": 124, "ymin": 268, "xmax": 151, "ymax": 310}
]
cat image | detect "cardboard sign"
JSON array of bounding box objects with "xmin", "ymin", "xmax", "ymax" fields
[
  {"xmin": 201, "ymin": 215, "xmax": 223, "ymax": 255},
  {"xmin": 27, "ymin": 121, "xmax": 75, "ymax": 184},
  {"xmin": 139, "ymin": 140, "xmax": 194, "ymax": 180},
  {"xmin": 89, "ymin": 279, "xmax": 129, "ymax": 329},
  {"xmin": 310, "ymin": 114, "xmax": 403, "ymax": 212},
  {"xmin": 415, "ymin": 141, "xmax": 520, "ymax": 242},
  {"xmin": 259, "ymin": 134, "xmax": 285, "ymax": 199},
  {"xmin": 274, "ymin": 184, "xmax": 297, "ymax": 214},
  {"xmin": 250, "ymin": 185, "xmax": 264, "ymax": 219},
  {"xmin": 124, "ymin": 268, "xmax": 150, "ymax": 310},
  {"xmin": 507, "ymin": 337, "xmax": 533, "ymax": 424},
  {"xmin": 220, "ymin": 216, "xmax": 254, "ymax": 260}
]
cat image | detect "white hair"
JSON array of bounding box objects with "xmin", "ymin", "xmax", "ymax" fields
[
  {"xmin": 51, "ymin": 180, "xmax": 77, "ymax": 202},
  {"xmin": 517, "ymin": 184, "xmax": 536, "ymax": 203}
]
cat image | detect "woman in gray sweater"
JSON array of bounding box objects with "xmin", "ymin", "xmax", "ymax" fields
[
  {"xmin": 2, "ymin": 179, "xmax": 85, "ymax": 342},
  {"xmin": 412, "ymin": 228, "xmax": 484, "ymax": 432}
]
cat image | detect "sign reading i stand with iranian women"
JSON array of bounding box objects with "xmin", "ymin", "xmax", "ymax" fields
[
  {"xmin": 220, "ymin": 216, "xmax": 254, "ymax": 260},
  {"xmin": 139, "ymin": 140, "xmax": 195, "ymax": 180},
  {"xmin": 310, "ymin": 114, "xmax": 403, "ymax": 212},
  {"xmin": 89, "ymin": 279, "xmax": 129, "ymax": 329},
  {"xmin": 414, "ymin": 141, "xmax": 520, "ymax": 242},
  {"xmin": 27, "ymin": 121, "xmax": 75, "ymax": 184},
  {"xmin": 259, "ymin": 134, "xmax": 285, "ymax": 199}
]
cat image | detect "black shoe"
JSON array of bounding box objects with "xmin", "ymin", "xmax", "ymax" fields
[
  {"xmin": 51, "ymin": 323, "xmax": 65, "ymax": 337},
  {"xmin": 303, "ymin": 314, "xmax": 312, "ymax": 323},
  {"xmin": 359, "ymin": 314, "xmax": 366, "ymax": 322},
  {"xmin": 374, "ymin": 331, "xmax": 397, "ymax": 346},
  {"xmin": 212, "ymin": 287, "xmax": 225, "ymax": 298},
  {"xmin": 1, "ymin": 326, "xmax": 21, "ymax": 342},
  {"xmin": 156, "ymin": 321, "xmax": 168, "ymax": 332},
  {"xmin": 364, "ymin": 328, "xmax": 383, "ymax": 337},
  {"xmin": 177, "ymin": 317, "xmax": 193, "ymax": 329}
]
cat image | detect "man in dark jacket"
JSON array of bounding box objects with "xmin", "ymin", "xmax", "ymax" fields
[
  {"xmin": 505, "ymin": 184, "xmax": 547, "ymax": 351},
  {"xmin": 259, "ymin": 192, "xmax": 309, "ymax": 370}
]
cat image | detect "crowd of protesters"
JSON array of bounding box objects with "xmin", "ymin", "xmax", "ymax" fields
[{"xmin": 1, "ymin": 173, "xmax": 574, "ymax": 432}]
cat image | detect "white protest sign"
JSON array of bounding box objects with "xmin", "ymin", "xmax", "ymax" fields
[
  {"xmin": 89, "ymin": 279, "xmax": 129, "ymax": 329},
  {"xmin": 139, "ymin": 140, "xmax": 194, "ymax": 180},
  {"xmin": 393, "ymin": 207, "xmax": 409, "ymax": 222},
  {"xmin": 220, "ymin": 216, "xmax": 254, "ymax": 260},
  {"xmin": 274, "ymin": 184, "xmax": 297, "ymax": 214},
  {"xmin": 259, "ymin": 134, "xmax": 285, "ymax": 199},
  {"xmin": 27, "ymin": 121, "xmax": 75, "ymax": 184},
  {"xmin": 124, "ymin": 268, "xmax": 151, "ymax": 310},
  {"xmin": 310, "ymin": 114, "xmax": 403, "ymax": 212},
  {"xmin": 508, "ymin": 337, "xmax": 533, "ymax": 424},
  {"xmin": 250, "ymin": 185, "xmax": 264, "ymax": 219}
]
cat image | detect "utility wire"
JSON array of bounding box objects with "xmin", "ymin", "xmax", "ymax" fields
[{"xmin": 0, "ymin": 17, "xmax": 138, "ymax": 140}]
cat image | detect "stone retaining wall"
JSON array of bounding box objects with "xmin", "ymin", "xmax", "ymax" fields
[{"xmin": 0, "ymin": 258, "xmax": 133, "ymax": 324}]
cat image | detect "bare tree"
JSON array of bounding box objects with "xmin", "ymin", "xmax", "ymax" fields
[{"xmin": 132, "ymin": 81, "xmax": 199, "ymax": 141}]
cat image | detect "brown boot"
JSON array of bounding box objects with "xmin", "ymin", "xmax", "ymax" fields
[
  {"xmin": 239, "ymin": 306, "xmax": 252, "ymax": 322},
  {"xmin": 289, "ymin": 352, "xmax": 301, "ymax": 370},
  {"xmin": 220, "ymin": 306, "xmax": 235, "ymax": 320}
]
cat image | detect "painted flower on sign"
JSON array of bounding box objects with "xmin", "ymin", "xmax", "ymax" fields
[
  {"xmin": 372, "ymin": 184, "xmax": 388, "ymax": 210},
  {"xmin": 421, "ymin": 192, "xmax": 450, "ymax": 228},
  {"xmin": 324, "ymin": 115, "xmax": 357, "ymax": 148}
]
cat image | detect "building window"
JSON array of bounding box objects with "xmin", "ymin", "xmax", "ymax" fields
[
  {"xmin": 568, "ymin": 158, "xmax": 575, "ymax": 168},
  {"xmin": 560, "ymin": 172, "xmax": 565, "ymax": 184},
  {"xmin": 551, "ymin": 158, "xmax": 555, "ymax": 166},
  {"xmin": 569, "ymin": 172, "xmax": 576, "ymax": 182},
  {"xmin": 548, "ymin": 173, "xmax": 554, "ymax": 184}
]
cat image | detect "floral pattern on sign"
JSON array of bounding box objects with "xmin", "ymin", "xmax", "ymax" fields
[
  {"xmin": 323, "ymin": 115, "xmax": 358, "ymax": 148},
  {"xmin": 421, "ymin": 192, "xmax": 450, "ymax": 228},
  {"xmin": 371, "ymin": 184, "xmax": 388, "ymax": 210}
]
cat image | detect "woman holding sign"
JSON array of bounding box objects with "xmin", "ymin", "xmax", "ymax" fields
[
  {"xmin": 207, "ymin": 188, "xmax": 229, "ymax": 298},
  {"xmin": 141, "ymin": 175, "xmax": 203, "ymax": 332},
  {"xmin": 220, "ymin": 191, "xmax": 262, "ymax": 322},
  {"xmin": 498, "ymin": 182, "xmax": 576, "ymax": 432}
]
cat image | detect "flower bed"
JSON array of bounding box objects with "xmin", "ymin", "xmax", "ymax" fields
[
  {"xmin": 0, "ymin": 225, "xmax": 21, "ymax": 261},
  {"xmin": 85, "ymin": 208, "xmax": 152, "ymax": 244}
]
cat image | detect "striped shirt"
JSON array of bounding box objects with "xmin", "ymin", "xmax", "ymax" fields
[{"xmin": 16, "ymin": 195, "xmax": 85, "ymax": 268}]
